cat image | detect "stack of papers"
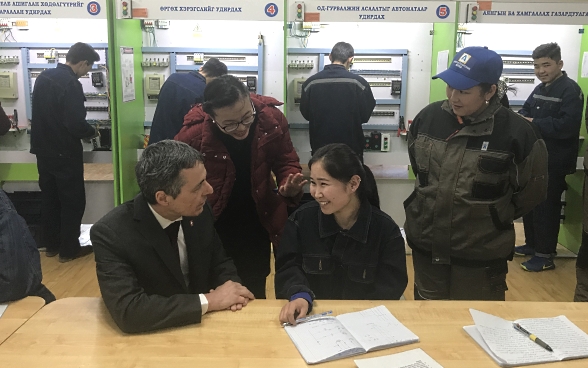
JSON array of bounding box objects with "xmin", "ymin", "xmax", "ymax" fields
[
  {"xmin": 464, "ymin": 309, "xmax": 588, "ymax": 367},
  {"xmin": 355, "ymin": 348, "xmax": 443, "ymax": 368}
]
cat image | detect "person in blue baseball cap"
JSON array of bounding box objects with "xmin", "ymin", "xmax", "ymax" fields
[{"xmin": 403, "ymin": 46, "xmax": 549, "ymax": 301}]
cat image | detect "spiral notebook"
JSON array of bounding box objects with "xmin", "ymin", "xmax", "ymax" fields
[{"xmin": 284, "ymin": 305, "xmax": 419, "ymax": 365}]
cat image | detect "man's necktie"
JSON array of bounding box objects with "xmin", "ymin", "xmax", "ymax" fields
[{"xmin": 164, "ymin": 221, "xmax": 181, "ymax": 258}]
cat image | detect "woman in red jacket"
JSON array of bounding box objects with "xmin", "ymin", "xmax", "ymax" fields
[{"xmin": 176, "ymin": 75, "xmax": 306, "ymax": 298}]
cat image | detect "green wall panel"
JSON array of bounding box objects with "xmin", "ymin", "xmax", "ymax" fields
[
  {"xmin": 0, "ymin": 163, "xmax": 38, "ymax": 182},
  {"xmin": 558, "ymin": 24, "xmax": 588, "ymax": 253},
  {"xmin": 107, "ymin": 0, "xmax": 145, "ymax": 205},
  {"xmin": 429, "ymin": 22, "xmax": 457, "ymax": 103}
]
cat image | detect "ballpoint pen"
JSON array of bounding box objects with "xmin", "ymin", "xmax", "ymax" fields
[
  {"xmin": 513, "ymin": 322, "xmax": 553, "ymax": 352},
  {"xmin": 282, "ymin": 310, "xmax": 333, "ymax": 327}
]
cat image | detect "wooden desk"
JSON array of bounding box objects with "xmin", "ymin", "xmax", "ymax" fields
[
  {"xmin": 0, "ymin": 298, "xmax": 587, "ymax": 367},
  {"xmin": 0, "ymin": 297, "xmax": 45, "ymax": 345},
  {"xmin": 83, "ymin": 163, "xmax": 113, "ymax": 181}
]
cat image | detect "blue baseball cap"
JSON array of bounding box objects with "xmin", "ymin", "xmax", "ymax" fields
[{"xmin": 433, "ymin": 46, "xmax": 503, "ymax": 90}]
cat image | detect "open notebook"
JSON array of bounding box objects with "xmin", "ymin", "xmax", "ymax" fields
[
  {"xmin": 464, "ymin": 309, "xmax": 588, "ymax": 367},
  {"xmin": 284, "ymin": 305, "xmax": 419, "ymax": 365}
]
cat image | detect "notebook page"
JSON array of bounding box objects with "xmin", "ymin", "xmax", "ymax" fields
[
  {"xmin": 338, "ymin": 305, "xmax": 419, "ymax": 352},
  {"xmin": 517, "ymin": 316, "xmax": 588, "ymax": 359},
  {"xmin": 284, "ymin": 317, "xmax": 365, "ymax": 364},
  {"xmin": 463, "ymin": 325, "xmax": 508, "ymax": 367},
  {"xmin": 469, "ymin": 309, "xmax": 560, "ymax": 365},
  {"xmin": 0, "ymin": 304, "xmax": 7, "ymax": 318},
  {"xmin": 355, "ymin": 348, "xmax": 444, "ymax": 368}
]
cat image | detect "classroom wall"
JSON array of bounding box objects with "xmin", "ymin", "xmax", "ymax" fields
[
  {"xmin": 461, "ymin": 23, "xmax": 583, "ymax": 101},
  {"xmin": 143, "ymin": 20, "xmax": 284, "ymax": 123},
  {"xmin": 284, "ymin": 22, "xmax": 433, "ymax": 223},
  {"xmin": 0, "ymin": 19, "xmax": 108, "ymax": 151}
]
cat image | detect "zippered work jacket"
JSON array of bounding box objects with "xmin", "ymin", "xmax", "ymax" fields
[{"xmin": 404, "ymin": 98, "xmax": 548, "ymax": 265}]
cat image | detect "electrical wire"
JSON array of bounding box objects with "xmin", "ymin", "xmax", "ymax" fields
[
  {"xmin": 288, "ymin": 22, "xmax": 311, "ymax": 48},
  {"xmin": 7, "ymin": 29, "xmax": 16, "ymax": 42}
]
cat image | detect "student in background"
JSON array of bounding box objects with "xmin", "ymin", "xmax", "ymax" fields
[
  {"xmin": 515, "ymin": 43, "xmax": 585, "ymax": 272},
  {"xmin": 405, "ymin": 47, "xmax": 548, "ymax": 301},
  {"xmin": 275, "ymin": 144, "xmax": 407, "ymax": 325},
  {"xmin": 30, "ymin": 42, "xmax": 100, "ymax": 263},
  {"xmin": 576, "ymin": 101, "xmax": 588, "ymax": 302},
  {"xmin": 149, "ymin": 58, "xmax": 227, "ymax": 144},
  {"xmin": 300, "ymin": 42, "xmax": 375, "ymax": 161},
  {"xmin": 176, "ymin": 75, "xmax": 305, "ymax": 299}
]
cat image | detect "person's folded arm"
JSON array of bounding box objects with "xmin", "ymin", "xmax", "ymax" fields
[{"xmin": 91, "ymin": 222, "xmax": 202, "ymax": 334}]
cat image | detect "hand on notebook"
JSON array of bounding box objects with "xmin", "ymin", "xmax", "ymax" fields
[
  {"xmin": 280, "ymin": 298, "xmax": 309, "ymax": 326},
  {"xmin": 206, "ymin": 280, "xmax": 255, "ymax": 312}
]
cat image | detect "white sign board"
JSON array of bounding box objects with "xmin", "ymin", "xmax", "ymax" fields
[
  {"xmin": 460, "ymin": 2, "xmax": 588, "ymax": 25},
  {"xmin": 0, "ymin": 0, "xmax": 106, "ymax": 18},
  {"xmin": 130, "ymin": 0, "xmax": 282, "ymax": 21},
  {"xmin": 120, "ymin": 47, "xmax": 136, "ymax": 103},
  {"xmin": 295, "ymin": 1, "xmax": 455, "ymax": 23}
]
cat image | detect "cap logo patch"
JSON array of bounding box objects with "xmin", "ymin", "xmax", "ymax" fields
[{"xmin": 458, "ymin": 53, "xmax": 472, "ymax": 64}]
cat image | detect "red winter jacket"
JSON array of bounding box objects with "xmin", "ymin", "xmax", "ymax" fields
[{"xmin": 175, "ymin": 94, "xmax": 303, "ymax": 246}]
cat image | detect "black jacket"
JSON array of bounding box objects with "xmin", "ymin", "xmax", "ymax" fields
[
  {"xmin": 275, "ymin": 200, "xmax": 407, "ymax": 302},
  {"xmin": 0, "ymin": 190, "xmax": 55, "ymax": 304},
  {"xmin": 30, "ymin": 63, "xmax": 96, "ymax": 158},
  {"xmin": 91, "ymin": 194, "xmax": 240, "ymax": 333},
  {"xmin": 149, "ymin": 71, "xmax": 206, "ymax": 144},
  {"xmin": 519, "ymin": 71, "xmax": 584, "ymax": 175},
  {"xmin": 300, "ymin": 64, "xmax": 375, "ymax": 157}
]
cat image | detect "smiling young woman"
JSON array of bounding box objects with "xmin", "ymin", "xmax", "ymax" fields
[{"xmin": 274, "ymin": 143, "xmax": 407, "ymax": 326}]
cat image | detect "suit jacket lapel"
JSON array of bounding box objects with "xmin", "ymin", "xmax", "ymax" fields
[{"xmin": 133, "ymin": 195, "xmax": 187, "ymax": 291}]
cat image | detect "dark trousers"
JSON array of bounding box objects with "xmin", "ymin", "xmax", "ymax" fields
[
  {"xmin": 523, "ymin": 174, "xmax": 567, "ymax": 257},
  {"xmin": 216, "ymin": 226, "xmax": 271, "ymax": 299},
  {"xmin": 36, "ymin": 155, "xmax": 86, "ymax": 258},
  {"xmin": 412, "ymin": 250, "xmax": 508, "ymax": 301}
]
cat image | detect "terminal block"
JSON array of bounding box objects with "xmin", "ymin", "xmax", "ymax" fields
[
  {"xmin": 141, "ymin": 58, "xmax": 169, "ymax": 67},
  {"xmin": 0, "ymin": 56, "xmax": 19, "ymax": 64},
  {"xmin": 0, "ymin": 19, "xmax": 11, "ymax": 30},
  {"xmin": 193, "ymin": 53, "xmax": 204, "ymax": 64},
  {"xmin": 85, "ymin": 106, "xmax": 109, "ymax": 112},
  {"xmin": 371, "ymin": 111, "xmax": 395, "ymax": 117},
  {"xmin": 142, "ymin": 19, "xmax": 155, "ymax": 29},
  {"xmin": 288, "ymin": 60, "xmax": 314, "ymax": 69}
]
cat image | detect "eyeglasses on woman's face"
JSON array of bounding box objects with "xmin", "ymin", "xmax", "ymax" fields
[{"xmin": 213, "ymin": 100, "xmax": 256, "ymax": 133}]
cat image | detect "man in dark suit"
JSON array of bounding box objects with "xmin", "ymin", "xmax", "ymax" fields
[{"xmin": 91, "ymin": 140, "xmax": 254, "ymax": 333}]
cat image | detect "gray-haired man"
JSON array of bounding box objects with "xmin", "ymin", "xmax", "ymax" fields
[{"xmin": 91, "ymin": 140, "xmax": 254, "ymax": 333}]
